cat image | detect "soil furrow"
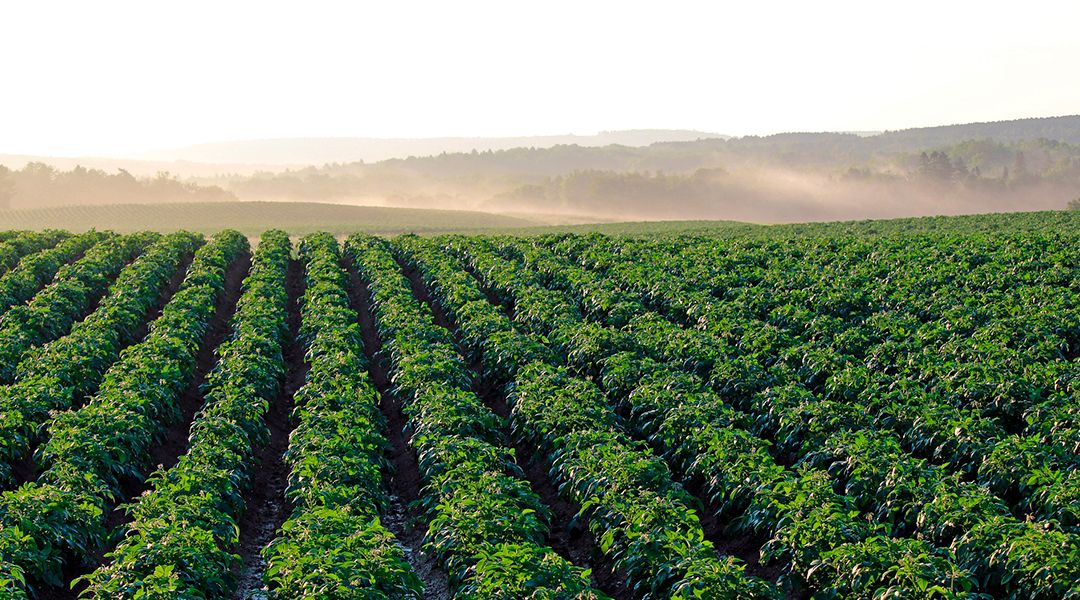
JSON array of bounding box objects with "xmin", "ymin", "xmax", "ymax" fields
[
  {"xmin": 129, "ymin": 246, "xmax": 197, "ymax": 349},
  {"xmin": 343, "ymin": 256, "xmax": 451, "ymax": 600},
  {"xmin": 232, "ymin": 257, "xmax": 306, "ymax": 600},
  {"xmin": 148, "ymin": 251, "xmax": 252, "ymax": 475}
]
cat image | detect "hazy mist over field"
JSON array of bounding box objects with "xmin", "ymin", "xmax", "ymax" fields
[{"xmin": 1, "ymin": 1, "xmax": 1079, "ymax": 226}]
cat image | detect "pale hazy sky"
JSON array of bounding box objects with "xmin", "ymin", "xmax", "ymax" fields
[{"xmin": 2, "ymin": 0, "xmax": 1078, "ymax": 157}]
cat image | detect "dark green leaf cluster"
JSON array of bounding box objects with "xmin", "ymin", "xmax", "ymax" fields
[
  {"xmin": 518, "ymin": 230, "xmax": 1080, "ymax": 599},
  {"xmin": 0, "ymin": 232, "xmax": 202, "ymax": 484},
  {"xmin": 446, "ymin": 236, "xmax": 989, "ymax": 598},
  {"xmin": 0, "ymin": 230, "xmax": 246, "ymax": 597},
  {"xmin": 398, "ymin": 237, "xmax": 778, "ymax": 599},
  {"xmin": 0, "ymin": 230, "xmax": 70, "ymax": 278},
  {"xmin": 0, "ymin": 232, "xmax": 107, "ymax": 317},
  {"xmin": 0, "ymin": 232, "xmax": 155, "ymax": 383}
]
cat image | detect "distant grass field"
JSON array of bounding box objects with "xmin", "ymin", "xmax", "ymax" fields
[
  {"xmin": 0, "ymin": 202, "xmax": 545, "ymax": 237},
  {"xmin": 468, "ymin": 219, "xmax": 761, "ymax": 236},
  {"xmin": 4, "ymin": 201, "xmax": 1069, "ymax": 239},
  {"xmin": 0, "ymin": 202, "xmax": 763, "ymax": 237}
]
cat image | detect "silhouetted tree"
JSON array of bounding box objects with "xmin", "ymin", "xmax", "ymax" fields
[
  {"xmin": 952, "ymin": 157, "xmax": 970, "ymax": 181},
  {"xmin": 0, "ymin": 163, "xmax": 234, "ymax": 208},
  {"xmin": 0, "ymin": 166, "xmax": 13, "ymax": 209},
  {"xmin": 918, "ymin": 151, "xmax": 955, "ymax": 182},
  {"xmin": 1012, "ymin": 151, "xmax": 1029, "ymax": 182}
]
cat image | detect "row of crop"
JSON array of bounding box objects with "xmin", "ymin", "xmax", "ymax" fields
[
  {"xmin": 260, "ymin": 233, "xmax": 420, "ymax": 598},
  {"xmin": 347, "ymin": 234, "xmax": 604, "ymax": 599},
  {"xmin": 0, "ymin": 231, "xmax": 108, "ymax": 318},
  {"xmin": 0, "ymin": 230, "xmax": 247, "ymax": 597},
  {"xmin": 543, "ymin": 234, "xmax": 1078, "ymax": 532},
  {"xmin": 394, "ymin": 235, "xmax": 783, "ymax": 599},
  {"xmin": 441, "ymin": 237, "xmax": 990, "ymax": 599},
  {"xmin": 0, "ymin": 232, "xmax": 202, "ymax": 486},
  {"xmin": 79, "ymin": 230, "xmax": 290, "ymax": 597},
  {"xmin": 0, "ymin": 230, "xmax": 70, "ymax": 277},
  {"xmin": 683, "ymin": 232, "xmax": 1080, "ymax": 445},
  {"xmin": 483, "ymin": 235, "xmax": 1080, "ymax": 599},
  {"xmin": 0, "ymin": 232, "xmax": 155, "ymax": 383}
]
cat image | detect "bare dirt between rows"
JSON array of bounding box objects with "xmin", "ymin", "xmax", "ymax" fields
[
  {"xmin": 395, "ymin": 255, "xmax": 632, "ymax": 600},
  {"xmin": 343, "ymin": 255, "xmax": 451, "ymax": 600},
  {"xmin": 146, "ymin": 251, "xmax": 252, "ymax": 477},
  {"xmin": 130, "ymin": 247, "xmax": 199, "ymax": 349},
  {"xmin": 232, "ymin": 257, "xmax": 306, "ymax": 600}
]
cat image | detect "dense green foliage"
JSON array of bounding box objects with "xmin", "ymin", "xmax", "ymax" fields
[
  {"xmin": 0, "ymin": 210, "xmax": 1074, "ymax": 598},
  {"xmin": 0, "ymin": 232, "xmax": 154, "ymax": 382},
  {"xmin": 458, "ymin": 223, "xmax": 1079, "ymax": 599},
  {"xmin": 397, "ymin": 236, "xmax": 782, "ymax": 598},
  {"xmin": 0, "ymin": 231, "xmax": 106, "ymax": 318},
  {"xmin": 0, "ymin": 232, "xmax": 201, "ymax": 485},
  {"xmin": 0, "ymin": 231, "xmax": 70, "ymax": 278},
  {"xmin": 0, "ymin": 231, "xmax": 246, "ymax": 596}
]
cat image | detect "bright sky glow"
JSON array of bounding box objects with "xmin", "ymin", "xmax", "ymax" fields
[{"xmin": 2, "ymin": 0, "xmax": 1079, "ymax": 156}]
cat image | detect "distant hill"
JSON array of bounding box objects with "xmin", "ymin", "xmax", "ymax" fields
[
  {"xmin": 141, "ymin": 130, "xmax": 728, "ymax": 166},
  {"xmin": 874, "ymin": 115, "xmax": 1080, "ymax": 148},
  {"xmin": 359, "ymin": 115, "xmax": 1080, "ymax": 176},
  {"xmin": 4, "ymin": 115, "xmax": 1079, "ymax": 226},
  {"xmin": 0, "ymin": 154, "xmax": 284, "ymax": 178},
  {"xmin": 733, "ymin": 115, "xmax": 1080, "ymax": 149}
]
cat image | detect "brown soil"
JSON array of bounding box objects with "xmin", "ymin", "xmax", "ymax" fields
[
  {"xmin": 232, "ymin": 257, "xmax": 306, "ymax": 600},
  {"xmin": 128, "ymin": 246, "xmax": 197, "ymax": 346},
  {"xmin": 147, "ymin": 251, "xmax": 252, "ymax": 475},
  {"xmin": 343, "ymin": 256, "xmax": 451, "ymax": 600},
  {"xmin": 8, "ymin": 448, "xmax": 37, "ymax": 488}
]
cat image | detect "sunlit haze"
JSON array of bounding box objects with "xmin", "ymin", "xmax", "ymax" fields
[{"xmin": 2, "ymin": 0, "xmax": 1079, "ymax": 157}]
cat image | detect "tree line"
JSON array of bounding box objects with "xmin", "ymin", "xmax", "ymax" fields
[{"xmin": 0, "ymin": 163, "xmax": 235, "ymax": 209}]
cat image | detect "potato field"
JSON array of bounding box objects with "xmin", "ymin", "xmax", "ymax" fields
[{"xmin": 0, "ymin": 213, "xmax": 1076, "ymax": 599}]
